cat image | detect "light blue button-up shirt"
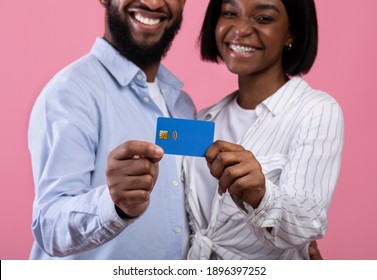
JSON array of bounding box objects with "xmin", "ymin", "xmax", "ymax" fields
[{"xmin": 28, "ymin": 38, "xmax": 196, "ymax": 259}]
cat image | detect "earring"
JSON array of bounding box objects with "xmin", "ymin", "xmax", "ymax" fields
[{"xmin": 285, "ymin": 43, "xmax": 293, "ymax": 51}]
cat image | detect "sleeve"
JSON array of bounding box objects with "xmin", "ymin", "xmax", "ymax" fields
[
  {"xmin": 243, "ymin": 100, "xmax": 344, "ymax": 249},
  {"xmin": 28, "ymin": 75, "xmax": 134, "ymax": 257}
]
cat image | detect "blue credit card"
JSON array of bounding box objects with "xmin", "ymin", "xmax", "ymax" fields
[{"xmin": 155, "ymin": 117, "xmax": 215, "ymax": 157}]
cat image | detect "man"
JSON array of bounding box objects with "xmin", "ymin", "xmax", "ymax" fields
[{"xmin": 28, "ymin": 0, "xmax": 193, "ymax": 259}]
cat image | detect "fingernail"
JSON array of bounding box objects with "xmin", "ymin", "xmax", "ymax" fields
[{"xmin": 155, "ymin": 146, "xmax": 164, "ymax": 156}]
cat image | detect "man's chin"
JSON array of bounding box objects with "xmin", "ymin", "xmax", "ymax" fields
[
  {"xmin": 114, "ymin": 39, "xmax": 168, "ymax": 67},
  {"xmin": 131, "ymin": 37, "xmax": 164, "ymax": 50},
  {"xmin": 106, "ymin": 3, "xmax": 182, "ymax": 67}
]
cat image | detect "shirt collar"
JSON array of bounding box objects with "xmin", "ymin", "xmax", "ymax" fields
[
  {"xmin": 201, "ymin": 76, "xmax": 309, "ymax": 120},
  {"xmin": 90, "ymin": 37, "xmax": 183, "ymax": 89},
  {"xmin": 260, "ymin": 76, "xmax": 309, "ymax": 116}
]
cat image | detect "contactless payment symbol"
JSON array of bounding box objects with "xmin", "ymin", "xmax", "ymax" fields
[{"xmin": 171, "ymin": 130, "xmax": 178, "ymax": 141}]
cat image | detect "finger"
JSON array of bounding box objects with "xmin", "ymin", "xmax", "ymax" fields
[
  {"xmin": 107, "ymin": 161, "xmax": 158, "ymax": 193},
  {"xmin": 206, "ymin": 140, "xmax": 244, "ymax": 165},
  {"xmin": 123, "ymin": 174, "xmax": 155, "ymax": 192},
  {"xmin": 116, "ymin": 190, "xmax": 151, "ymax": 217},
  {"xmin": 106, "ymin": 158, "xmax": 159, "ymax": 189},
  {"xmin": 121, "ymin": 190, "xmax": 150, "ymax": 206},
  {"xmin": 111, "ymin": 140, "xmax": 164, "ymax": 162},
  {"xmin": 217, "ymin": 162, "xmax": 250, "ymax": 194},
  {"xmin": 225, "ymin": 160, "xmax": 264, "ymax": 193},
  {"xmin": 111, "ymin": 157, "xmax": 158, "ymax": 176},
  {"xmin": 227, "ymin": 174, "xmax": 265, "ymax": 208},
  {"xmin": 210, "ymin": 150, "xmax": 251, "ymax": 179}
]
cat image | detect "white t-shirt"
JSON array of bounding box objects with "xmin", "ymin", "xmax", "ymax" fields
[
  {"xmin": 195, "ymin": 95, "xmax": 257, "ymax": 224},
  {"xmin": 147, "ymin": 79, "xmax": 170, "ymax": 117}
]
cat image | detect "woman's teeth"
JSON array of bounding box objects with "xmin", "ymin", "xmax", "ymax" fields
[{"xmin": 229, "ymin": 44, "xmax": 256, "ymax": 55}]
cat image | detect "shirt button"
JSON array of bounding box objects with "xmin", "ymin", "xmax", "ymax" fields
[
  {"xmin": 113, "ymin": 222, "xmax": 123, "ymax": 228},
  {"xmin": 172, "ymin": 180, "xmax": 178, "ymax": 187},
  {"xmin": 143, "ymin": 97, "xmax": 150, "ymax": 102},
  {"xmin": 137, "ymin": 74, "xmax": 143, "ymax": 81},
  {"xmin": 174, "ymin": 227, "xmax": 181, "ymax": 233}
]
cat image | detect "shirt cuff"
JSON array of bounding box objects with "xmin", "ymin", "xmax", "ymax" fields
[
  {"xmin": 98, "ymin": 186, "xmax": 136, "ymax": 232},
  {"xmin": 243, "ymin": 180, "xmax": 279, "ymax": 229}
]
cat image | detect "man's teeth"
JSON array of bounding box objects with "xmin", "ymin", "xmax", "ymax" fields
[
  {"xmin": 229, "ymin": 44, "xmax": 255, "ymax": 54},
  {"xmin": 135, "ymin": 14, "xmax": 161, "ymax": 26}
]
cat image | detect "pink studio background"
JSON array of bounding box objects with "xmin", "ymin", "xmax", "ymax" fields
[{"xmin": 1, "ymin": 0, "xmax": 376, "ymax": 260}]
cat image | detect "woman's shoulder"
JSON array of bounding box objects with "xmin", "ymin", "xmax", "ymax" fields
[{"xmin": 290, "ymin": 77, "xmax": 342, "ymax": 110}]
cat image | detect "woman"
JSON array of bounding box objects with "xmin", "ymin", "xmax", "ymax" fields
[{"xmin": 184, "ymin": 0, "xmax": 344, "ymax": 259}]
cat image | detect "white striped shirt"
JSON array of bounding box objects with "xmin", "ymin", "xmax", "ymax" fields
[{"xmin": 183, "ymin": 77, "xmax": 344, "ymax": 259}]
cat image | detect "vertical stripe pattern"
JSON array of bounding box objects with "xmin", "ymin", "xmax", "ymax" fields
[{"xmin": 184, "ymin": 77, "xmax": 344, "ymax": 260}]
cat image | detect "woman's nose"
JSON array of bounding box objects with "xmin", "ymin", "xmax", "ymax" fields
[{"xmin": 232, "ymin": 19, "xmax": 254, "ymax": 38}]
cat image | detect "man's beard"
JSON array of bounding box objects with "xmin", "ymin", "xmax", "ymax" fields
[{"xmin": 106, "ymin": 2, "xmax": 182, "ymax": 68}]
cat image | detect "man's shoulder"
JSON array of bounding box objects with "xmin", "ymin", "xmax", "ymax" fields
[
  {"xmin": 56, "ymin": 53, "xmax": 102, "ymax": 80},
  {"xmin": 44, "ymin": 51, "xmax": 111, "ymax": 95},
  {"xmin": 37, "ymin": 52, "xmax": 108, "ymax": 104}
]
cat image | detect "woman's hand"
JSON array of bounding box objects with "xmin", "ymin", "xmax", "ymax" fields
[{"xmin": 205, "ymin": 140, "xmax": 266, "ymax": 208}]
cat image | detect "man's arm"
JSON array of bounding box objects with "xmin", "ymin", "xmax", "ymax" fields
[{"xmin": 29, "ymin": 77, "xmax": 162, "ymax": 257}]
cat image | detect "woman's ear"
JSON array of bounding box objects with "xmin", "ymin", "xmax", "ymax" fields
[
  {"xmin": 284, "ymin": 33, "xmax": 294, "ymax": 50},
  {"xmin": 286, "ymin": 31, "xmax": 294, "ymax": 45}
]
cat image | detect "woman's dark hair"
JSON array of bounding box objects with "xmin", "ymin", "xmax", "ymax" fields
[{"xmin": 199, "ymin": 0, "xmax": 318, "ymax": 76}]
